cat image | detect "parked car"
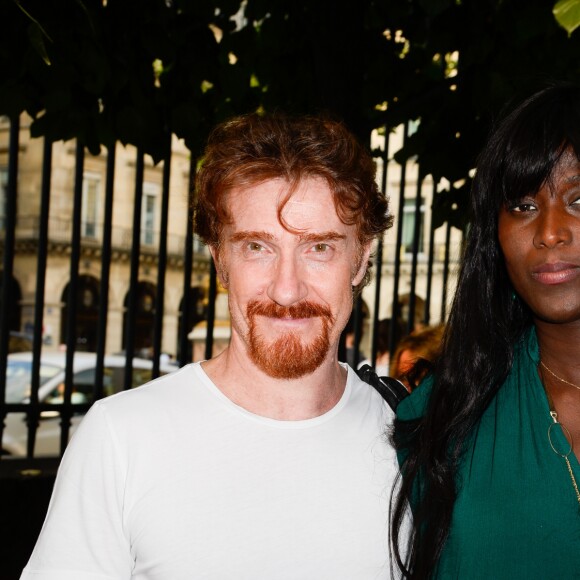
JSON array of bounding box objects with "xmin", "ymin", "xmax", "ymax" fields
[
  {"xmin": 5, "ymin": 331, "xmax": 33, "ymax": 354},
  {"xmin": 2, "ymin": 351, "xmax": 178, "ymax": 457}
]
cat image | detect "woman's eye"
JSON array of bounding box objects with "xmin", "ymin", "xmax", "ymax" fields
[{"xmin": 510, "ymin": 202, "xmax": 537, "ymax": 213}]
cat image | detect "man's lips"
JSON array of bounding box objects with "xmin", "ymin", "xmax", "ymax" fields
[
  {"xmin": 256, "ymin": 314, "xmax": 322, "ymax": 331},
  {"xmin": 531, "ymin": 262, "xmax": 580, "ymax": 285},
  {"xmin": 262, "ymin": 315, "xmax": 318, "ymax": 323},
  {"xmin": 266, "ymin": 316, "xmax": 316, "ymax": 329}
]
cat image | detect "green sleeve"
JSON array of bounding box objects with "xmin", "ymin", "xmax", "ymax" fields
[{"xmin": 396, "ymin": 374, "xmax": 433, "ymax": 421}]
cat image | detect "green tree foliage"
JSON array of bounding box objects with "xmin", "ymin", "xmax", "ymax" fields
[
  {"xmin": 554, "ymin": 0, "xmax": 580, "ymax": 35},
  {"xmin": 3, "ymin": 0, "xmax": 580, "ymax": 223},
  {"xmin": 1, "ymin": 0, "xmax": 240, "ymax": 160}
]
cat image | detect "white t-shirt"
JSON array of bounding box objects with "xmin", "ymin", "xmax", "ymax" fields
[{"xmin": 21, "ymin": 363, "xmax": 397, "ymax": 580}]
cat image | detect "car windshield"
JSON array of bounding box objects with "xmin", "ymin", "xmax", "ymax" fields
[{"xmin": 5, "ymin": 361, "xmax": 61, "ymax": 403}]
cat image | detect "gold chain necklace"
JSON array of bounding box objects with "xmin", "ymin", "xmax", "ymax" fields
[
  {"xmin": 539, "ymin": 364, "xmax": 580, "ymax": 505},
  {"xmin": 547, "ymin": 410, "xmax": 580, "ymax": 505},
  {"xmin": 540, "ymin": 360, "xmax": 580, "ymax": 391}
]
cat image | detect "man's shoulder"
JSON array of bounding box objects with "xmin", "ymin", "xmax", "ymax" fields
[
  {"xmin": 348, "ymin": 365, "xmax": 395, "ymax": 422},
  {"xmin": 74, "ymin": 362, "xmax": 219, "ymax": 450},
  {"xmin": 93, "ymin": 362, "xmax": 202, "ymax": 416}
]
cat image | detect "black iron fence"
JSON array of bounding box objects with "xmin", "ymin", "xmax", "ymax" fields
[{"xmin": 0, "ymin": 115, "xmax": 463, "ymax": 465}]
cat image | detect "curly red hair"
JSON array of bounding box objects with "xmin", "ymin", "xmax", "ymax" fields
[{"xmin": 194, "ymin": 113, "xmax": 392, "ymax": 289}]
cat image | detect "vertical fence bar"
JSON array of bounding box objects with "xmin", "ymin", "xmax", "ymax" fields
[
  {"xmin": 351, "ymin": 296, "xmax": 364, "ymax": 369},
  {"xmin": 338, "ymin": 325, "xmax": 347, "ymax": 363},
  {"xmin": 424, "ymin": 181, "xmax": 437, "ymax": 326},
  {"xmin": 26, "ymin": 137, "xmax": 53, "ymax": 458},
  {"xmin": 178, "ymin": 157, "xmax": 196, "ymax": 367},
  {"xmin": 406, "ymin": 170, "xmax": 424, "ymax": 335},
  {"xmin": 94, "ymin": 143, "xmax": 116, "ymax": 402},
  {"xmin": 0, "ymin": 116, "xmax": 19, "ymax": 459},
  {"xmin": 152, "ymin": 139, "xmax": 171, "ymax": 378},
  {"xmin": 370, "ymin": 240, "xmax": 384, "ymax": 366},
  {"xmin": 124, "ymin": 149, "xmax": 145, "ymax": 391},
  {"xmin": 440, "ymin": 221, "xmax": 452, "ymax": 321},
  {"xmin": 60, "ymin": 140, "xmax": 85, "ymax": 455},
  {"xmin": 389, "ymin": 122, "xmax": 409, "ymax": 350},
  {"xmin": 204, "ymin": 259, "xmax": 217, "ymax": 361},
  {"xmin": 370, "ymin": 125, "xmax": 390, "ymax": 367}
]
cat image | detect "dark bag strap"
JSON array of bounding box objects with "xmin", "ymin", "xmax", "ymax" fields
[{"xmin": 357, "ymin": 364, "xmax": 409, "ymax": 413}]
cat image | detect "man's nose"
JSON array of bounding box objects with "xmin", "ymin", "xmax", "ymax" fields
[
  {"xmin": 266, "ymin": 253, "xmax": 307, "ymax": 306},
  {"xmin": 533, "ymin": 208, "xmax": 573, "ymax": 249}
]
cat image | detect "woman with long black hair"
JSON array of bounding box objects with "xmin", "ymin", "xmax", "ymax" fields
[{"xmin": 392, "ymin": 83, "xmax": 580, "ymax": 578}]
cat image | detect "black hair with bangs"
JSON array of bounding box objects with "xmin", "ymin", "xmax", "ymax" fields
[
  {"xmin": 390, "ymin": 82, "xmax": 580, "ymax": 579},
  {"xmin": 483, "ymin": 82, "xmax": 580, "ymax": 210}
]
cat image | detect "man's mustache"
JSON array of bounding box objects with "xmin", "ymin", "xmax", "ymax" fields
[{"xmin": 247, "ymin": 300, "xmax": 333, "ymax": 321}]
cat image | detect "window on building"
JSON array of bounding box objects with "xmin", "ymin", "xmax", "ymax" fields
[
  {"xmin": 60, "ymin": 275, "xmax": 100, "ymax": 352},
  {"xmin": 402, "ymin": 196, "xmax": 425, "ymax": 255},
  {"xmin": 82, "ymin": 173, "xmax": 101, "ymax": 239},
  {"xmin": 141, "ymin": 183, "xmax": 158, "ymax": 246}
]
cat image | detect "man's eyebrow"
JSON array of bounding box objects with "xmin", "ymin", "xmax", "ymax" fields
[
  {"xmin": 229, "ymin": 231, "xmax": 276, "ymax": 243},
  {"xmin": 298, "ymin": 231, "xmax": 347, "ymax": 243},
  {"xmin": 228, "ymin": 230, "xmax": 347, "ymax": 244}
]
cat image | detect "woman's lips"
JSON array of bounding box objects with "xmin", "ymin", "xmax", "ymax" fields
[{"xmin": 532, "ymin": 262, "xmax": 580, "ymax": 285}]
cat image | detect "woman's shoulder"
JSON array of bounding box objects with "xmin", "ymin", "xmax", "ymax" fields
[
  {"xmin": 396, "ymin": 326, "xmax": 538, "ymax": 421},
  {"xmin": 396, "ymin": 374, "xmax": 434, "ymax": 420}
]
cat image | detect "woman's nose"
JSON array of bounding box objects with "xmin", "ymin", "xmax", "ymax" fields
[{"xmin": 533, "ymin": 208, "xmax": 573, "ymax": 249}]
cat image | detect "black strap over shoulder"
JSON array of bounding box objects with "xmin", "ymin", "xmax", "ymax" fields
[{"xmin": 357, "ymin": 364, "xmax": 409, "ymax": 413}]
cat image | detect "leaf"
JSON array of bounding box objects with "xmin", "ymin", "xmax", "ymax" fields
[
  {"xmin": 71, "ymin": 0, "xmax": 97, "ymax": 35},
  {"xmin": 12, "ymin": 0, "xmax": 53, "ymax": 65},
  {"xmin": 11, "ymin": 0, "xmax": 52, "ymax": 42},
  {"xmin": 553, "ymin": 0, "xmax": 580, "ymax": 36},
  {"xmin": 27, "ymin": 23, "xmax": 51, "ymax": 66}
]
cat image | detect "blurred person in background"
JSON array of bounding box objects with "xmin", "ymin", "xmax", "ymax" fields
[
  {"xmin": 358, "ymin": 317, "xmax": 404, "ymax": 376},
  {"xmin": 389, "ymin": 324, "xmax": 445, "ymax": 391}
]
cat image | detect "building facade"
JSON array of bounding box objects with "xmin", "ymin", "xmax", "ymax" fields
[{"xmin": 0, "ymin": 115, "xmax": 212, "ymax": 361}]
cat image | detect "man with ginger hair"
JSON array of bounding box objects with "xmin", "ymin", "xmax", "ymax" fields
[{"xmin": 22, "ymin": 114, "xmax": 398, "ymax": 579}]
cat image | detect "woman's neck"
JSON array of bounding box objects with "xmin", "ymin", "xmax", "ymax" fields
[
  {"xmin": 535, "ymin": 319, "xmax": 580, "ymax": 385},
  {"xmin": 535, "ymin": 319, "xmax": 580, "ymax": 463}
]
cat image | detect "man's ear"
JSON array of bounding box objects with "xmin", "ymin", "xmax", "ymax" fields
[
  {"xmin": 209, "ymin": 245, "xmax": 229, "ymax": 288},
  {"xmin": 352, "ymin": 242, "xmax": 373, "ymax": 287}
]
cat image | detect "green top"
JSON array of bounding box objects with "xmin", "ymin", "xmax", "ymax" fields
[{"xmin": 397, "ymin": 327, "xmax": 580, "ymax": 579}]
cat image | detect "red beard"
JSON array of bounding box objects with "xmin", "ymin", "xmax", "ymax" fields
[{"xmin": 246, "ymin": 300, "xmax": 334, "ymax": 379}]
